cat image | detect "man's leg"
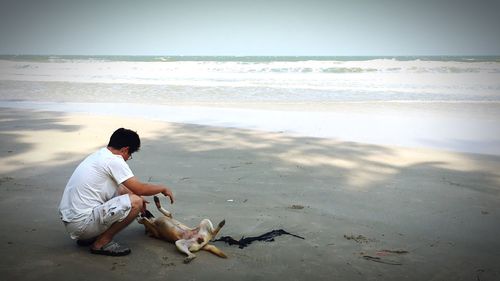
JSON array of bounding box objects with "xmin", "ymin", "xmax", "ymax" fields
[{"xmin": 91, "ymin": 194, "xmax": 143, "ymax": 250}]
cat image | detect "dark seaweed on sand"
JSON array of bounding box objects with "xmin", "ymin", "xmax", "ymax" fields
[{"xmin": 214, "ymin": 229, "xmax": 304, "ymax": 249}]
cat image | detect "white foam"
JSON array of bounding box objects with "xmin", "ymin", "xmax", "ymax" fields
[{"xmin": 1, "ymin": 59, "xmax": 499, "ymax": 101}]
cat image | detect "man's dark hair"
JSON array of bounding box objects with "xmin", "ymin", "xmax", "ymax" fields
[{"xmin": 108, "ymin": 128, "xmax": 141, "ymax": 154}]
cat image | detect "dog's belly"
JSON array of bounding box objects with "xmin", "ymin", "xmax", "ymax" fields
[
  {"xmin": 186, "ymin": 223, "xmax": 214, "ymax": 251},
  {"xmin": 155, "ymin": 219, "xmax": 186, "ymax": 242}
]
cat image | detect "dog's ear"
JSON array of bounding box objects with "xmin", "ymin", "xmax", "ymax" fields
[{"xmin": 141, "ymin": 210, "xmax": 155, "ymax": 219}]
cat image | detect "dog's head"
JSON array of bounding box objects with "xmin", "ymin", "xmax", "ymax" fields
[
  {"xmin": 141, "ymin": 209, "xmax": 155, "ymax": 219},
  {"xmin": 137, "ymin": 209, "xmax": 155, "ymax": 225}
]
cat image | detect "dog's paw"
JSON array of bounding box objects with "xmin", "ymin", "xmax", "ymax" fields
[
  {"xmin": 183, "ymin": 255, "xmax": 196, "ymax": 264},
  {"xmin": 218, "ymin": 220, "xmax": 226, "ymax": 227}
]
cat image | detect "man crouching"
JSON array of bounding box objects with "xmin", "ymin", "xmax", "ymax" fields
[{"xmin": 58, "ymin": 128, "xmax": 175, "ymax": 256}]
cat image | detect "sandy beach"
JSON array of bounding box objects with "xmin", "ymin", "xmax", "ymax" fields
[
  {"xmin": 1, "ymin": 106, "xmax": 500, "ymax": 281},
  {"xmin": 2, "ymin": 0, "xmax": 500, "ymax": 278}
]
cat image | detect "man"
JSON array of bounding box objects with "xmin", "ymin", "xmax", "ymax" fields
[{"xmin": 59, "ymin": 128, "xmax": 174, "ymax": 256}]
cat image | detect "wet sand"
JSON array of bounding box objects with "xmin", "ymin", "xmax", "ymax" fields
[{"xmin": 1, "ymin": 107, "xmax": 500, "ymax": 281}]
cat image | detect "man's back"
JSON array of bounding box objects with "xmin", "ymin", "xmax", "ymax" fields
[{"xmin": 59, "ymin": 147, "xmax": 133, "ymax": 223}]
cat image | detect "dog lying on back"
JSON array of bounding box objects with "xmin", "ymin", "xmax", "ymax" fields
[{"xmin": 137, "ymin": 196, "xmax": 227, "ymax": 263}]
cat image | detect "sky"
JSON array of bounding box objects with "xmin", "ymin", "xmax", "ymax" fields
[{"xmin": 0, "ymin": 0, "xmax": 499, "ymax": 56}]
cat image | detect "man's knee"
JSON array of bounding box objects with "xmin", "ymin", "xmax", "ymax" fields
[{"xmin": 129, "ymin": 194, "xmax": 143, "ymax": 212}]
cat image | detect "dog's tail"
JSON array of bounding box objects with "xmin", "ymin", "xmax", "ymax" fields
[{"xmin": 202, "ymin": 244, "xmax": 228, "ymax": 258}]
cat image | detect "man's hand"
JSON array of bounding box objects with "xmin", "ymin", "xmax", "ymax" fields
[{"xmin": 162, "ymin": 187, "xmax": 174, "ymax": 204}]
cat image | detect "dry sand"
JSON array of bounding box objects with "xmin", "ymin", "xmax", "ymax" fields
[{"xmin": 1, "ymin": 107, "xmax": 500, "ymax": 281}]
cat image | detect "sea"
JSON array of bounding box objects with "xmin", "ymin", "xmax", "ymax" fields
[
  {"xmin": 1, "ymin": 55, "xmax": 500, "ymax": 155},
  {"xmin": 1, "ymin": 55, "xmax": 500, "ymax": 103}
]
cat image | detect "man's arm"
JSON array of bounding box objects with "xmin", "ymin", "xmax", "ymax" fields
[{"xmin": 122, "ymin": 176, "xmax": 175, "ymax": 204}]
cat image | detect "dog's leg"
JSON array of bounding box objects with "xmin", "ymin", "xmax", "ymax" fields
[
  {"xmin": 198, "ymin": 219, "xmax": 225, "ymax": 240},
  {"xmin": 175, "ymin": 239, "xmax": 196, "ymax": 263},
  {"xmin": 211, "ymin": 219, "xmax": 226, "ymax": 237},
  {"xmin": 202, "ymin": 244, "xmax": 227, "ymax": 258},
  {"xmin": 154, "ymin": 196, "xmax": 172, "ymax": 218}
]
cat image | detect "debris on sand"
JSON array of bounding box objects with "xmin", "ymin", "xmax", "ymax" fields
[
  {"xmin": 214, "ymin": 229, "xmax": 305, "ymax": 249},
  {"xmin": 361, "ymin": 249, "xmax": 409, "ymax": 265},
  {"xmin": 379, "ymin": 249, "xmax": 409, "ymax": 254},
  {"xmin": 362, "ymin": 255, "xmax": 402, "ymax": 265},
  {"xmin": 344, "ymin": 234, "xmax": 373, "ymax": 243}
]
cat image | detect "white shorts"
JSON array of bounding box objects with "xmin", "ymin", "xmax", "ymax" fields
[{"xmin": 65, "ymin": 194, "xmax": 132, "ymax": 240}]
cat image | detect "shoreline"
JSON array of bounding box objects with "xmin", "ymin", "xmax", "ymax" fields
[{"xmin": 1, "ymin": 100, "xmax": 500, "ymax": 156}]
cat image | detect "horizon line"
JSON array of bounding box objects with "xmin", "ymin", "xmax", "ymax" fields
[{"xmin": 2, "ymin": 54, "xmax": 500, "ymax": 57}]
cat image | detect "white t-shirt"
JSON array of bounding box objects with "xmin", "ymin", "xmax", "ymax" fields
[{"xmin": 59, "ymin": 147, "xmax": 134, "ymax": 223}]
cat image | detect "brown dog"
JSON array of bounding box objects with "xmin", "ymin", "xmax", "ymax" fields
[{"xmin": 137, "ymin": 196, "xmax": 227, "ymax": 263}]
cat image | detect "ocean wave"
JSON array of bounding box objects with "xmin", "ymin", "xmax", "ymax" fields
[
  {"xmin": 2, "ymin": 56, "xmax": 500, "ymax": 74},
  {"xmin": 1, "ymin": 57, "xmax": 500, "ymax": 103}
]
